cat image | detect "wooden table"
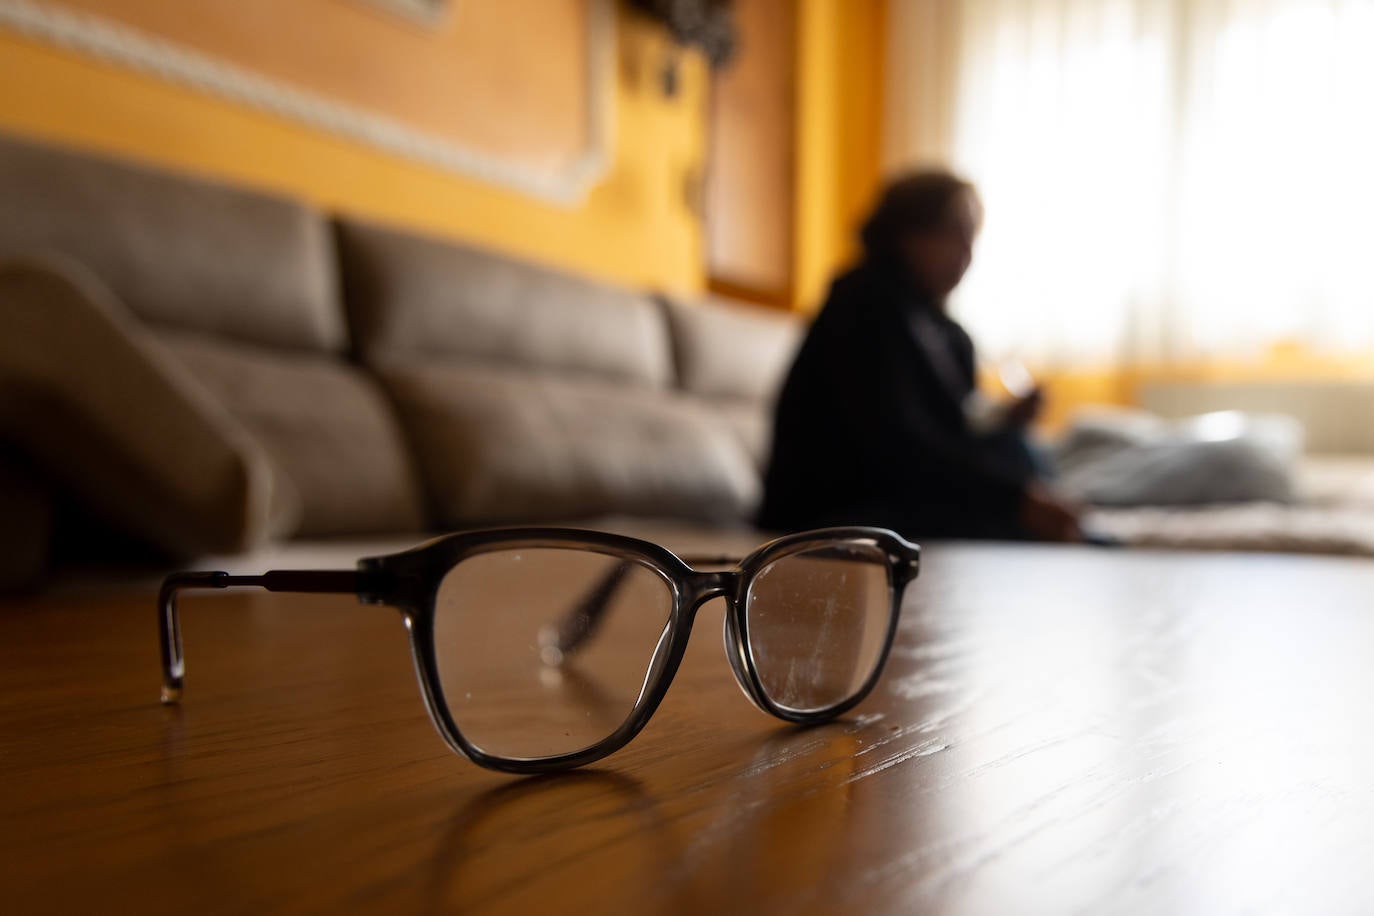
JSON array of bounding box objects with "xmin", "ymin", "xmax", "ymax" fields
[{"xmin": 3, "ymin": 542, "xmax": 1373, "ymax": 914}]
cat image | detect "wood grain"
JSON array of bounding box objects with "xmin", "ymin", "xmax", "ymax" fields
[{"xmin": 3, "ymin": 543, "xmax": 1373, "ymax": 914}]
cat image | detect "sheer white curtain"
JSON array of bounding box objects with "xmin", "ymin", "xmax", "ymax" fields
[{"xmin": 884, "ymin": 0, "xmax": 1374, "ymax": 366}]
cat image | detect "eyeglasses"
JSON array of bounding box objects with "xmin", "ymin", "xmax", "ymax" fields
[{"xmin": 158, "ymin": 526, "xmax": 920, "ymax": 774}]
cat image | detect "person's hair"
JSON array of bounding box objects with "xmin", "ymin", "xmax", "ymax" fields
[{"xmin": 859, "ymin": 169, "xmax": 981, "ymax": 262}]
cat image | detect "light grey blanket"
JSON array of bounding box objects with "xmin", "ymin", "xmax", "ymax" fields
[{"xmin": 1053, "ymin": 409, "xmax": 1304, "ymax": 507}]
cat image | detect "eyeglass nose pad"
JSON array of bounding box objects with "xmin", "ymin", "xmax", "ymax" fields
[
  {"xmin": 722, "ymin": 606, "xmax": 768, "ymax": 714},
  {"xmin": 633, "ymin": 620, "xmax": 678, "ymax": 708}
]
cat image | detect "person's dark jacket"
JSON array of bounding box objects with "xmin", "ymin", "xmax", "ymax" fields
[{"xmin": 758, "ymin": 261, "xmax": 1033, "ymax": 538}]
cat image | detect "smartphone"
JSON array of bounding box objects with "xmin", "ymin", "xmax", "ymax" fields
[{"xmin": 997, "ymin": 359, "xmax": 1036, "ymax": 399}]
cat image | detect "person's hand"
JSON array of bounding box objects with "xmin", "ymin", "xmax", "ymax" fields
[
  {"xmin": 1019, "ymin": 482, "xmax": 1084, "ymax": 543},
  {"xmin": 1004, "ymin": 386, "xmax": 1045, "ymax": 428}
]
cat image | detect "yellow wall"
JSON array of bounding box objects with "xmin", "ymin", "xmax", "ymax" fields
[
  {"xmin": 792, "ymin": 0, "xmax": 886, "ymax": 314},
  {"xmin": 0, "ymin": 0, "xmax": 890, "ymax": 310},
  {"xmin": 0, "ymin": 9, "xmax": 707, "ymax": 294}
]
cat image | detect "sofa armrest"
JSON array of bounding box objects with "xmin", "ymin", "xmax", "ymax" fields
[{"xmin": 0, "ymin": 254, "xmax": 299, "ymax": 558}]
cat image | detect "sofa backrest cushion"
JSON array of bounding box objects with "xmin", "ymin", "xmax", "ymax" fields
[
  {"xmin": 0, "ymin": 131, "xmax": 344, "ymax": 352},
  {"xmin": 661, "ymin": 294, "xmax": 802, "ymax": 403},
  {"xmin": 375, "ymin": 361, "xmax": 760, "ymax": 526},
  {"xmin": 660, "ymin": 294, "xmax": 801, "ymax": 470},
  {"xmin": 335, "ymin": 218, "xmax": 673, "ymax": 387}
]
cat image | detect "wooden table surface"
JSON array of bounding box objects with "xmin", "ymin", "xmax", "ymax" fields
[{"xmin": 3, "ymin": 542, "xmax": 1373, "ymax": 915}]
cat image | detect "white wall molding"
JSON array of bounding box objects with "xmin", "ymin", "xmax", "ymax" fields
[{"xmin": 0, "ymin": 0, "xmax": 615, "ymax": 206}]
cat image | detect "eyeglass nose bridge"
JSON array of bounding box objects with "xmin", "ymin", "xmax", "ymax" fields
[
  {"xmin": 677, "ymin": 568, "xmax": 772, "ymax": 714},
  {"xmin": 681, "ymin": 569, "xmax": 742, "ymax": 616}
]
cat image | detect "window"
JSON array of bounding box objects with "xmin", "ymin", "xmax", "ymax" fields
[{"xmin": 887, "ymin": 0, "xmax": 1374, "ymax": 366}]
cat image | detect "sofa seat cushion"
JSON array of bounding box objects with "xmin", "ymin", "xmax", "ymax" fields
[
  {"xmin": 0, "ymin": 131, "xmax": 344, "ymax": 352},
  {"xmin": 336, "ymin": 219, "xmax": 673, "ymax": 387},
  {"xmin": 154, "ymin": 331, "xmax": 427, "ymax": 537},
  {"xmin": 711, "ymin": 400, "xmax": 773, "ymax": 472},
  {"xmin": 376, "ymin": 362, "xmax": 760, "ymax": 526}
]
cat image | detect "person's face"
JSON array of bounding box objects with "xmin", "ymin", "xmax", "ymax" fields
[{"xmin": 898, "ymin": 191, "xmax": 982, "ymax": 302}]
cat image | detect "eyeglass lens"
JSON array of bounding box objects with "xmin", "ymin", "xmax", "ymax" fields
[
  {"xmin": 744, "ymin": 543, "xmax": 893, "ymax": 714},
  {"xmin": 433, "ymin": 548, "xmax": 674, "ymax": 760}
]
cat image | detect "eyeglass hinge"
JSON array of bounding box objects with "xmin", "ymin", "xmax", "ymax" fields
[
  {"xmin": 355, "ymin": 561, "xmax": 428, "ymax": 609},
  {"xmin": 355, "ymin": 564, "xmax": 395, "ymax": 607}
]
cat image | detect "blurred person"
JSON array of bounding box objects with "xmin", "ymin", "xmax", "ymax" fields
[{"xmin": 759, "ymin": 170, "xmax": 1084, "ymax": 542}]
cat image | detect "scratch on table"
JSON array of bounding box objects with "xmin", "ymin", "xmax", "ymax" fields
[
  {"xmin": 734, "ymin": 713, "xmax": 888, "ymax": 780},
  {"xmin": 843, "ymin": 737, "xmax": 950, "ymax": 784}
]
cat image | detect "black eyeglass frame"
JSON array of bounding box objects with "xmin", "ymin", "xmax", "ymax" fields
[{"xmin": 159, "ymin": 525, "xmax": 920, "ymax": 775}]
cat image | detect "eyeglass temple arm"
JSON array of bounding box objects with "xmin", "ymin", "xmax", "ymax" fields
[
  {"xmin": 158, "ymin": 569, "xmax": 369, "ymax": 705},
  {"xmin": 539, "ymin": 553, "xmax": 742, "ymax": 663}
]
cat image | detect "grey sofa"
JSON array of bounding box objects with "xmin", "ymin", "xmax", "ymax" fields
[{"xmin": 0, "ymin": 131, "xmax": 801, "ymax": 588}]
